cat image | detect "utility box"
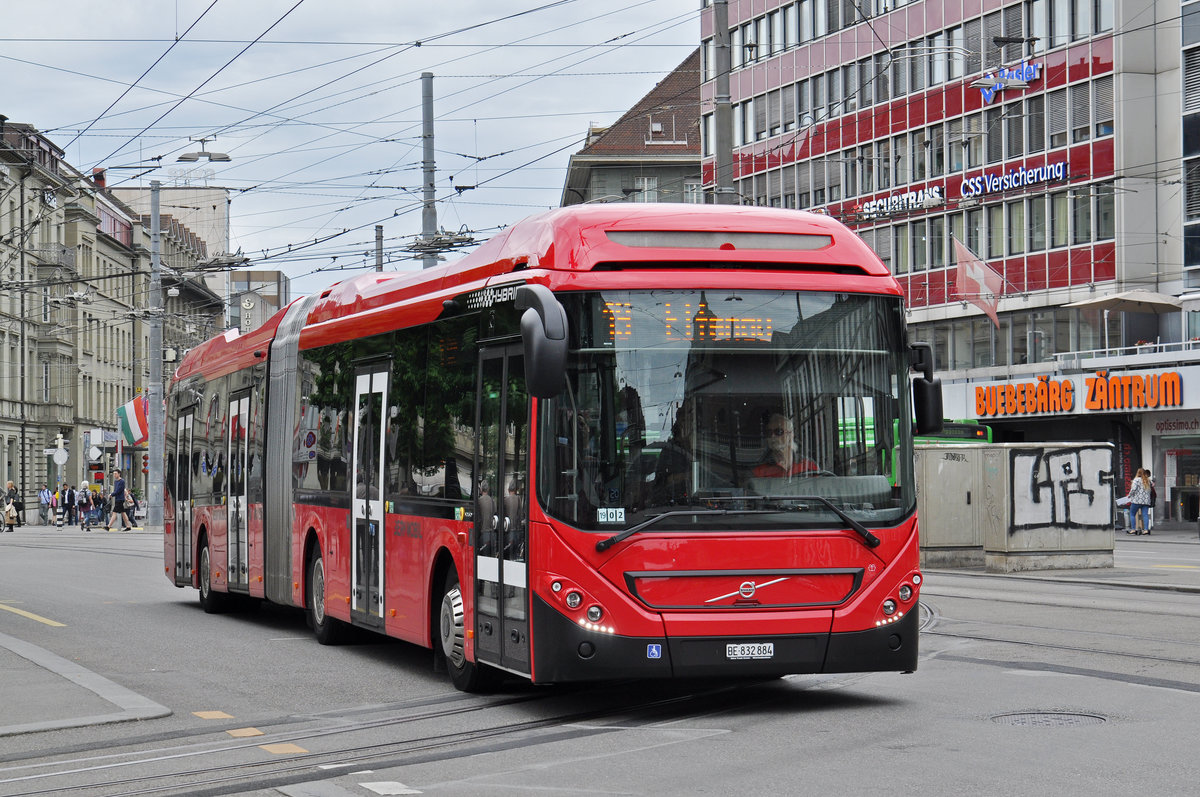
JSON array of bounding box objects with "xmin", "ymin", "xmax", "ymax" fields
[{"xmin": 916, "ymin": 442, "xmax": 1115, "ymax": 572}]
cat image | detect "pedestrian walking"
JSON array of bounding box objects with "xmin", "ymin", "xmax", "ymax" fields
[
  {"xmin": 38, "ymin": 484, "xmax": 52, "ymax": 525},
  {"xmin": 104, "ymin": 469, "xmax": 132, "ymax": 531},
  {"xmin": 65, "ymin": 484, "xmax": 77, "ymax": 526},
  {"xmin": 77, "ymin": 482, "xmax": 95, "ymax": 531},
  {"xmin": 1124, "ymin": 468, "xmax": 1153, "ymax": 535},
  {"xmin": 4, "ymin": 480, "xmax": 18, "ymax": 532}
]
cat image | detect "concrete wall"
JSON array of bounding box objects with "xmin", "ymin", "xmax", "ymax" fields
[{"xmin": 918, "ymin": 442, "xmax": 1115, "ymax": 572}]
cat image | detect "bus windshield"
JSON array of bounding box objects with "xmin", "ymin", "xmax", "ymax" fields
[{"xmin": 536, "ymin": 289, "xmax": 916, "ymax": 533}]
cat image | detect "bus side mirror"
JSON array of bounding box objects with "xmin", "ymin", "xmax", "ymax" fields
[
  {"xmin": 909, "ymin": 342, "xmax": 943, "ymax": 436},
  {"xmin": 515, "ymin": 284, "xmax": 568, "ymax": 399}
]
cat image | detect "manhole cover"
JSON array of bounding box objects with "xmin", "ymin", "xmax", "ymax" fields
[{"xmin": 991, "ymin": 712, "xmax": 1107, "ymax": 727}]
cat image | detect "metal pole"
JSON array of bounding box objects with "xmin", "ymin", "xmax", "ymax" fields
[
  {"xmin": 147, "ymin": 180, "xmax": 164, "ymax": 527},
  {"xmin": 421, "ymin": 72, "xmax": 438, "ymax": 269},
  {"xmin": 713, "ymin": 0, "xmax": 736, "ymax": 205},
  {"xmin": 375, "ymin": 224, "xmax": 384, "ymax": 271}
]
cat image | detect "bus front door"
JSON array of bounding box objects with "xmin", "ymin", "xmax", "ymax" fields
[
  {"xmin": 474, "ymin": 347, "xmax": 530, "ymax": 676},
  {"xmin": 173, "ymin": 410, "xmax": 194, "ymax": 585},
  {"xmin": 351, "ymin": 368, "xmax": 387, "ymax": 624},
  {"xmin": 226, "ymin": 394, "xmax": 249, "ymax": 591}
]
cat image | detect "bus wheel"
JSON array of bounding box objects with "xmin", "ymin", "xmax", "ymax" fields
[
  {"xmin": 307, "ymin": 547, "xmax": 344, "ymax": 645},
  {"xmin": 198, "ymin": 539, "xmax": 228, "ymax": 614},
  {"xmin": 437, "ymin": 570, "xmax": 495, "ymax": 692}
]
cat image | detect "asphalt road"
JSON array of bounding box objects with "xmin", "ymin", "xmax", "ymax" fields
[{"xmin": 1, "ymin": 523, "xmax": 1198, "ymax": 796}]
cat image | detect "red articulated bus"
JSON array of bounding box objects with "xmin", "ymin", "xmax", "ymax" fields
[{"xmin": 164, "ymin": 203, "xmax": 943, "ymax": 691}]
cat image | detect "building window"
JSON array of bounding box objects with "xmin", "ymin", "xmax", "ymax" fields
[
  {"xmin": 912, "ymin": 220, "xmax": 928, "ymax": 271},
  {"xmin": 1029, "ymin": 195, "xmax": 1047, "ymax": 251},
  {"xmin": 1050, "ymin": 0, "xmax": 1069, "ymax": 49},
  {"xmin": 1026, "ymin": 95, "xmax": 1046, "ymax": 153},
  {"xmin": 988, "ymin": 204, "xmax": 1005, "ymax": 258},
  {"xmin": 1095, "ymin": 182, "xmax": 1115, "ymax": 239},
  {"xmin": 842, "ymin": 150, "xmax": 858, "ymax": 198},
  {"xmin": 1047, "ymin": 88, "xmax": 1068, "ymax": 147},
  {"xmin": 949, "ymin": 212, "xmax": 965, "ymax": 264},
  {"xmin": 1095, "ymin": 0, "xmax": 1113, "ymax": 32},
  {"xmin": 876, "ymin": 138, "xmax": 891, "ymax": 189},
  {"xmin": 1028, "ymin": 0, "xmax": 1049, "ymax": 53},
  {"xmin": 930, "ymin": 124, "xmax": 945, "ymax": 177},
  {"xmin": 684, "ymin": 180, "xmax": 703, "ymax": 204},
  {"xmin": 1187, "ymin": 49, "xmax": 1200, "ymax": 114},
  {"xmin": 909, "ymin": 38, "xmax": 926, "ymax": 91},
  {"xmin": 1006, "ymin": 102, "xmax": 1024, "ymax": 159},
  {"xmin": 1094, "ymin": 75, "xmax": 1113, "ymax": 136},
  {"xmin": 894, "ymin": 224, "xmax": 910, "ymax": 274},
  {"xmin": 928, "ymin": 32, "xmax": 947, "ymax": 85},
  {"xmin": 1071, "ymin": 187, "xmax": 1092, "ymax": 244},
  {"xmin": 1051, "ymin": 190, "xmax": 1070, "ymax": 247},
  {"xmin": 930, "ymin": 216, "xmax": 946, "ymax": 268},
  {"xmin": 1180, "ymin": 161, "xmax": 1198, "ymax": 220},
  {"xmin": 912, "ymin": 129, "xmax": 928, "ymax": 180},
  {"xmin": 859, "ymin": 144, "xmax": 874, "ymax": 193},
  {"xmin": 947, "ymin": 26, "xmax": 965, "ymax": 80},
  {"xmin": 892, "ymin": 44, "xmax": 908, "ymax": 96},
  {"xmin": 894, "ymin": 133, "xmax": 909, "ymax": 185},
  {"xmin": 1070, "ymin": 83, "xmax": 1091, "ymax": 143},
  {"xmin": 964, "ymin": 18, "xmax": 982, "ymax": 74},
  {"xmin": 633, "ymin": 176, "xmax": 658, "ymax": 202},
  {"xmin": 964, "ymin": 110, "xmax": 983, "ymax": 166},
  {"xmin": 986, "ymin": 108, "xmax": 1004, "ymax": 163},
  {"xmin": 1008, "ymin": 200, "xmax": 1026, "ymax": 255},
  {"xmin": 984, "ymin": 12, "xmax": 1003, "ymax": 68},
  {"xmin": 1072, "ymin": 0, "xmax": 1092, "ymax": 40},
  {"xmin": 966, "ymin": 207, "xmax": 984, "ymax": 254}
]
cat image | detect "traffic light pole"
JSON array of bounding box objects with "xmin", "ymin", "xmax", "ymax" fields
[{"xmin": 147, "ymin": 181, "xmax": 164, "ymax": 527}]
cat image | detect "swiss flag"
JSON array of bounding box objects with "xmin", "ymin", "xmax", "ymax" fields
[{"xmin": 952, "ymin": 237, "xmax": 1003, "ymax": 329}]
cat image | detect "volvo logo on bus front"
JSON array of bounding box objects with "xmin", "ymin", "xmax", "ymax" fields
[{"xmin": 739, "ymin": 581, "xmax": 757, "ymax": 598}]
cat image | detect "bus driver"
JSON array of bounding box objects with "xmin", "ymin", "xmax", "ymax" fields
[{"xmin": 753, "ymin": 413, "xmax": 819, "ymax": 478}]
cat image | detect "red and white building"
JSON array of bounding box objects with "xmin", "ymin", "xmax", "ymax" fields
[{"xmin": 696, "ymin": 0, "xmax": 1200, "ymax": 518}]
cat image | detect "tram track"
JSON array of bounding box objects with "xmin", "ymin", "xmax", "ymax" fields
[{"xmin": 0, "ymin": 678, "xmax": 774, "ymax": 797}]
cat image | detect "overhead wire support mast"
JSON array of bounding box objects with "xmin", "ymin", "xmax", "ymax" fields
[{"xmin": 421, "ymin": 72, "xmax": 438, "ymax": 269}]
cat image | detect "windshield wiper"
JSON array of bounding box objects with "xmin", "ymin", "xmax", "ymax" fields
[
  {"xmin": 595, "ymin": 508, "xmax": 777, "ymax": 552},
  {"xmin": 594, "ymin": 497, "xmax": 882, "ymax": 552},
  {"xmin": 768, "ymin": 494, "xmax": 881, "ymax": 549}
]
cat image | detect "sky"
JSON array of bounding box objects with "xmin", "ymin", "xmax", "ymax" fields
[{"xmin": 1, "ymin": 0, "xmax": 700, "ymax": 296}]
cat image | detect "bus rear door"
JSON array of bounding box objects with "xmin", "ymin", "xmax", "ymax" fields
[
  {"xmin": 227, "ymin": 394, "xmax": 249, "ymax": 591},
  {"xmin": 173, "ymin": 410, "xmax": 194, "ymax": 585},
  {"xmin": 351, "ymin": 367, "xmax": 387, "ymax": 625},
  {"xmin": 474, "ymin": 346, "xmax": 530, "ymax": 676}
]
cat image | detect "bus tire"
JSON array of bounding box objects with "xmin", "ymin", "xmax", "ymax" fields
[
  {"xmin": 198, "ymin": 538, "xmax": 229, "ymax": 614},
  {"xmin": 307, "ymin": 546, "xmax": 344, "ymax": 645},
  {"xmin": 437, "ymin": 570, "xmax": 496, "ymax": 692}
]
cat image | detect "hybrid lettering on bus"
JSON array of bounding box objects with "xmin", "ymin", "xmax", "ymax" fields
[{"xmin": 164, "ymin": 204, "xmax": 943, "ymax": 691}]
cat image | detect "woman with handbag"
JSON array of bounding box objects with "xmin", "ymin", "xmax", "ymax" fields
[
  {"xmin": 4, "ymin": 480, "xmax": 18, "ymax": 532},
  {"xmin": 1125, "ymin": 468, "xmax": 1153, "ymax": 535}
]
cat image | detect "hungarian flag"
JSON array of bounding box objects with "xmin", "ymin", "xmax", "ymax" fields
[
  {"xmin": 117, "ymin": 395, "xmax": 149, "ymax": 446},
  {"xmin": 953, "ymin": 237, "xmax": 1003, "ymax": 329}
]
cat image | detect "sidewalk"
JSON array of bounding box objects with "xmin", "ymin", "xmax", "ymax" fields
[
  {"xmin": 0, "ymin": 525, "xmax": 168, "ymax": 737},
  {"xmin": 925, "ymin": 517, "xmax": 1200, "ymax": 593}
]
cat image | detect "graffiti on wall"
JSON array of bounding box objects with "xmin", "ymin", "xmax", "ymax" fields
[{"xmin": 1010, "ymin": 447, "xmax": 1114, "ymax": 532}]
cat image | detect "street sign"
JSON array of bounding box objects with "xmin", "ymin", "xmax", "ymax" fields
[
  {"xmin": 43, "ymin": 448, "xmax": 58, "ymax": 455},
  {"xmin": 88, "ymin": 445, "xmax": 103, "ymax": 462},
  {"xmin": 53, "ymin": 449, "xmax": 69, "ymax": 466}
]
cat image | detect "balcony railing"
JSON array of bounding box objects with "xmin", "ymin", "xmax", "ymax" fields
[{"xmin": 29, "ymin": 244, "xmax": 76, "ymax": 268}]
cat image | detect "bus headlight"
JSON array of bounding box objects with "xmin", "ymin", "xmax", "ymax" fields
[
  {"xmin": 565, "ymin": 591, "xmax": 582, "ymax": 609},
  {"xmin": 586, "ymin": 605, "xmax": 603, "ymax": 622},
  {"xmin": 882, "ymin": 599, "xmax": 897, "ymax": 616},
  {"xmin": 898, "ymin": 585, "xmax": 913, "ymax": 602}
]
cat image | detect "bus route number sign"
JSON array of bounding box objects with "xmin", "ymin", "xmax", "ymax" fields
[{"xmin": 726, "ymin": 642, "xmax": 774, "ymax": 660}]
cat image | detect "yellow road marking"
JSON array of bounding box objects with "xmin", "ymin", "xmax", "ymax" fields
[
  {"xmin": 1152, "ymin": 564, "xmax": 1200, "ymax": 570},
  {"xmin": 260, "ymin": 743, "xmax": 308, "ymax": 754},
  {"xmin": 193, "ymin": 710, "xmax": 234, "ymax": 719},
  {"xmin": 0, "ymin": 602, "xmax": 66, "ymax": 627},
  {"xmin": 227, "ymin": 727, "xmax": 264, "ymax": 738}
]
